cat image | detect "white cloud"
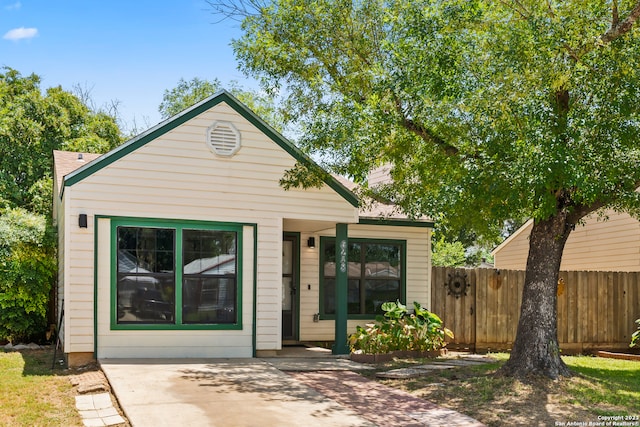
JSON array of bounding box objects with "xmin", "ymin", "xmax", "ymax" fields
[
  {"xmin": 3, "ymin": 27, "xmax": 38, "ymax": 41},
  {"xmin": 5, "ymin": 2, "xmax": 21, "ymax": 10}
]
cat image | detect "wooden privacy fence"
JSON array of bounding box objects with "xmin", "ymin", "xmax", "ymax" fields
[{"xmin": 431, "ymin": 266, "xmax": 640, "ymax": 353}]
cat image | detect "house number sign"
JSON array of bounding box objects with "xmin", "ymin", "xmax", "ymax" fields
[{"xmin": 339, "ymin": 240, "xmax": 348, "ymax": 273}]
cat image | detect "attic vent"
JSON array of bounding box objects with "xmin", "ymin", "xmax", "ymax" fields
[{"xmin": 206, "ymin": 121, "xmax": 241, "ymax": 157}]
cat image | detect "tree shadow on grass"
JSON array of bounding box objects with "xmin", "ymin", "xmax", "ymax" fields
[
  {"xmin": 376, "ymin": 362, "xmax": 598, "ymax": 427},
  {"xmin": 4, "ymin": 347, "xmax": 97, "ymax": 377}
]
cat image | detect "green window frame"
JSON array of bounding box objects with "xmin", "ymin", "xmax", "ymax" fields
[
  {"xmin": 110, "ymin": 217, "xmax": 243, "ymax": 330},
  {"xmin": 319, "ymin": 236, "xmax": 406, "ymax": 320}
]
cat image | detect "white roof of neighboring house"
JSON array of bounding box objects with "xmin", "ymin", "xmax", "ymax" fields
[{"xmin": 183, "ymin": 254, "xmax": 236, "ymax": 275}]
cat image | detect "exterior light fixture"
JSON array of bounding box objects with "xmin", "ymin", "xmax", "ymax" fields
[
  {"xmin": 307, "ymin": 237, "xmax": 316, "ymax": 248},
  {"xmin": 78, "ymin": 214, "xmax": 88, "ymax": 228}
]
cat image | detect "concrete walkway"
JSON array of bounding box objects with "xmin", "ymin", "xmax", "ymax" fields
[{"xmin": 100, "ymin": 356, "xmax": 485, "ymax": 427}]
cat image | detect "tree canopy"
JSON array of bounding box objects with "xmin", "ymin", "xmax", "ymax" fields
[
  {"xmin": 224, "ymin": 0, "xmax": 640, "ymax": 378},
  {"xmin": 159, "ymin": 77, "xmax": 285, "ymax": 132},
  {"xmin": 0, "ymin": 67, "xmax": 123, "ymax": 214}
]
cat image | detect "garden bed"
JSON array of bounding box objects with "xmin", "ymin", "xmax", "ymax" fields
[{"xmin": 596, "ymin": 351, "xmax": 640, "ymax": 362}]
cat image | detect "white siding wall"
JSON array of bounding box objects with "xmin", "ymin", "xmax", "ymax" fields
[
  {"xmin": 296, "ymin": 224, "xmax": 431, "ymax": 341},
  {"xmin": 62, "ymin": 102, "xmax": 357, "ymax": 357},
  {"xmin": 494, "ymin": 211, "xmax": 640, "ymax": 271},
  {"xmin": 57, "ymin": 190, "xmax": 66, "ymax": 348}
]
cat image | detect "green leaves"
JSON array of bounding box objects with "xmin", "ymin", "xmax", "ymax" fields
[
  {"xmin": 348, "ymin": 301, "xmax": 453, "ymax": 353},
  {"xmin": 0, "ymin": 208, "xmax": 56, "ymax": 343},
  {"xmin": 159, "ymin": 77, "xmax": 285, "ymax": 132},
  {"xmin": 0, "ymin": 67, "xmax": 123, "ymax": 214},
  {"xmin": 233, "ymin": 0, "xmax": 640, "ymax": 235},
  {"xmin": 631, "ymin": 319, "xmax": 640, "ymax": 348}
]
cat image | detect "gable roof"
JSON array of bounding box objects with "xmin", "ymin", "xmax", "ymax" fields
[{"xmin": 60, "ymin": 90, "xmax": 359, "ymax": 207}]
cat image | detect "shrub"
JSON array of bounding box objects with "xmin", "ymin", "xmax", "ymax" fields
[
  {"xmin": 631, "ymin": 319, "xmax": 640, "ymax": 348},
  {"xmin": 348, "ymin": 301, "xmax": 454, "ymax": 354},
  {"xmin": 0, "ymin": 208, "xmax": 56, "ymax": 343}
]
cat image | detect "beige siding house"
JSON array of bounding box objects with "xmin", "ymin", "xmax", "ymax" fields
[
  {"xmin": 53, "ymin": 91, "xmax": 433, "ymax": 366},
  {"xmin": 492, "ymin": 211, "xmax": 640, "ymax": 271}
]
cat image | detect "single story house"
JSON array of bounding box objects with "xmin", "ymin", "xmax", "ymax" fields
[
  {"xmin": 492, "ymin": 211, "xmax": 640, "ymax": 271},
  {"xmin": 53, "ymin": 91, "xmax": 433, "ymax": 366}
]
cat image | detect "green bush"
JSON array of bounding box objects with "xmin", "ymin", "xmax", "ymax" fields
[
  {"xmin": 0, "ymin": 208, "xmax": 56, "ymax": 343},
  {"xmin": 631, "ymin": 319, "xmax": 640, "ymax": 348},
  {"xmin": 348, "ymin": 301, "xmax": 454, "ymax": 354}
]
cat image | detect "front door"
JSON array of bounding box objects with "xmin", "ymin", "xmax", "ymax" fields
[{"xmin": 282, "ymin": 233, "xmax": 299, "ymax": 342}]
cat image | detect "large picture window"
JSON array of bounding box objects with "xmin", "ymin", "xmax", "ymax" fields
[
  {"xmin": 320, "ymin": 238, "xmax": 405, "ymax": 318},
  {"xmin": 112, "ymin": 218, "xmax": 242, "ymax": 330}
]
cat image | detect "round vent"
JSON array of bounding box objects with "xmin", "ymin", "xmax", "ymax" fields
[{"xmin": 206, "ymin": 121, "xmax": 241, "ymax": 157}]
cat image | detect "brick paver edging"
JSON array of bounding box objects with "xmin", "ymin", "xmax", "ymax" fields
[{"xmin": 289, "ymin": 371, "xmax": 485, "ymax": 427}]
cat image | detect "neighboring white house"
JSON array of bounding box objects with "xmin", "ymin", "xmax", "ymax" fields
[
  {"xmin": 53, "ymin": 91, "xmax": 433, "ymax": 366},
  {"xmin": 492, "ymin": 211, "xmax": 640, "ymax": 271}
]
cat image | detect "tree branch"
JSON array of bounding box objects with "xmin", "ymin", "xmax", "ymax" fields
[
  {"xmin": 499, "ymin": 0, "xmax": 531, "ymax": 20},
  {"xmin": 601, "ymin": 1, "xmax": 640, "ymax": 44},
  {"xmin": 567, "ymin": 199, "xmax": 606, "ymax": 226},
  {"xmin": 391, "ymin": 95, "xmax": 459, "ymax": 157},
  {"xmin": 206, "ymin": 0, "xmax": 267, "ymax": 23}
]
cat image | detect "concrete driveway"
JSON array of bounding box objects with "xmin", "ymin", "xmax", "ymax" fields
[
  {"xmin": 100, "ymin": 356, "xmax": 485, "ymax": 427},
  {"xmin": 100, "ymin": 358, "xmax": 375, "ymax": 427}
]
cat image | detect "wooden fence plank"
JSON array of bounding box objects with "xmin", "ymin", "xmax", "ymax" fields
[
  {"xmin": 507, "ymin": 270, "xmax": 518, "ymax": 342},
  {"xmin": 612, "ymin": 272, "xmax": 621, "ymax": 342},
  {"xmin": 432, "ymin": 266, "xmax": 636, "ymax": 352},
  {"xmin": 568, "ymin": 270, "xmax": 578, "ymax": 344},
  {"xmin": 476, "ymin": 268, "xmax": 487, "ymax": 347},
  {"xmin": 622, "ymin": 272, "xmax": 630, "ymax": 343},
  {"xmin": 557, "ymin": 271, "xmax": 567, "ymax": 343},
  {"xmin": 595, "ymin": 272, "xmax": 603, "ymax": 343}
]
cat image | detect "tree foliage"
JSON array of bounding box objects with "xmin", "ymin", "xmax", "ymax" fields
[
  {"xmin": 159, "ymin": 77, "xmax": 285, "ymax": 131},
  {"xmin": 227, "ymin": 0, "xmax": 640, "ymax": 378},
  {"xmin": 431, "ymin": 236, "xmax": 466, "ymax": 267},
  {"xmin": 0, "ymin": 67, "xmax": 123, "ymax": 214},
  {"xmin": 0, "ymin": 67, "xmax": 124, "ymax": 342},
  {"xmin": 0, "ymin": 208, "xmax": 56, "ymax": 343}
]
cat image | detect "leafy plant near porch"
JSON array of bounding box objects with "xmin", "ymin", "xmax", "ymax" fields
[
  {"xmin": 631, "ymin": 319, "xmax": 640, "ymax": 348},
  {"xmin": 348, "ymin": 301, "xmax": 453, "ymax": 354}
]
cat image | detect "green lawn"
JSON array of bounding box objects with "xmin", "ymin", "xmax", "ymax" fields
[
  {"xmin": 0, "ymin": 349, "xmax": 82, "ymax": 427},
  {"xmin": 370, "ymin": 353, "xmax": 640, "ymax": 427},
  {"xmin": 563, "ymin": 355, "xmax": 640, "ymax": 415}
]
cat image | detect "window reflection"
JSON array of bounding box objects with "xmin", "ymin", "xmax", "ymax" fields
[
  {"xmin": 182, "ymin": 229, "xmax": 237, "ymax": 324},
  {"xmin": 323, "ymin": 239, "xmax": 402, "ymax": 316},
  {"xmin": 116, "ymin": 227, "xmax": 175, "ymax": 323}
]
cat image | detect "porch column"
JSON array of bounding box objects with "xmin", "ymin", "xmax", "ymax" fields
[{"xmin": 333, "ymin": 223, "xmax": 349, "ymax": 354}]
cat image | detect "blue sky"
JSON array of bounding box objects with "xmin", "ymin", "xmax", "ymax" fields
[{"xmin": 0, "ymin": 0, "xmax": 255, "ymax": 131}]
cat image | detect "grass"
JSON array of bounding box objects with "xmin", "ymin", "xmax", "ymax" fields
[
  {"xmin": 564, "ymin": 355, "xmax": 640, "ymax": 414},
  {"xmin": 0, "ymin": 348, "xmax": 83, "ymax": 427},
  {"xmin": 367, "ymin": 353, "xmax": 640, "ymax": 427}
]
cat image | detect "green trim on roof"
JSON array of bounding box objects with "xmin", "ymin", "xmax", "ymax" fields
[
  {"xmin": 63, "ymin": 90, "xmax": 359, "ymax": 208},
  {"xmin": 358, "ymin": 218, "xmax": 434, "ymax": 228}
]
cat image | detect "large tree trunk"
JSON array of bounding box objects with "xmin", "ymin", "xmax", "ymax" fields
[{"xmin": 500, "ymin": 214, "xmax": 573, "ymax": 379}]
